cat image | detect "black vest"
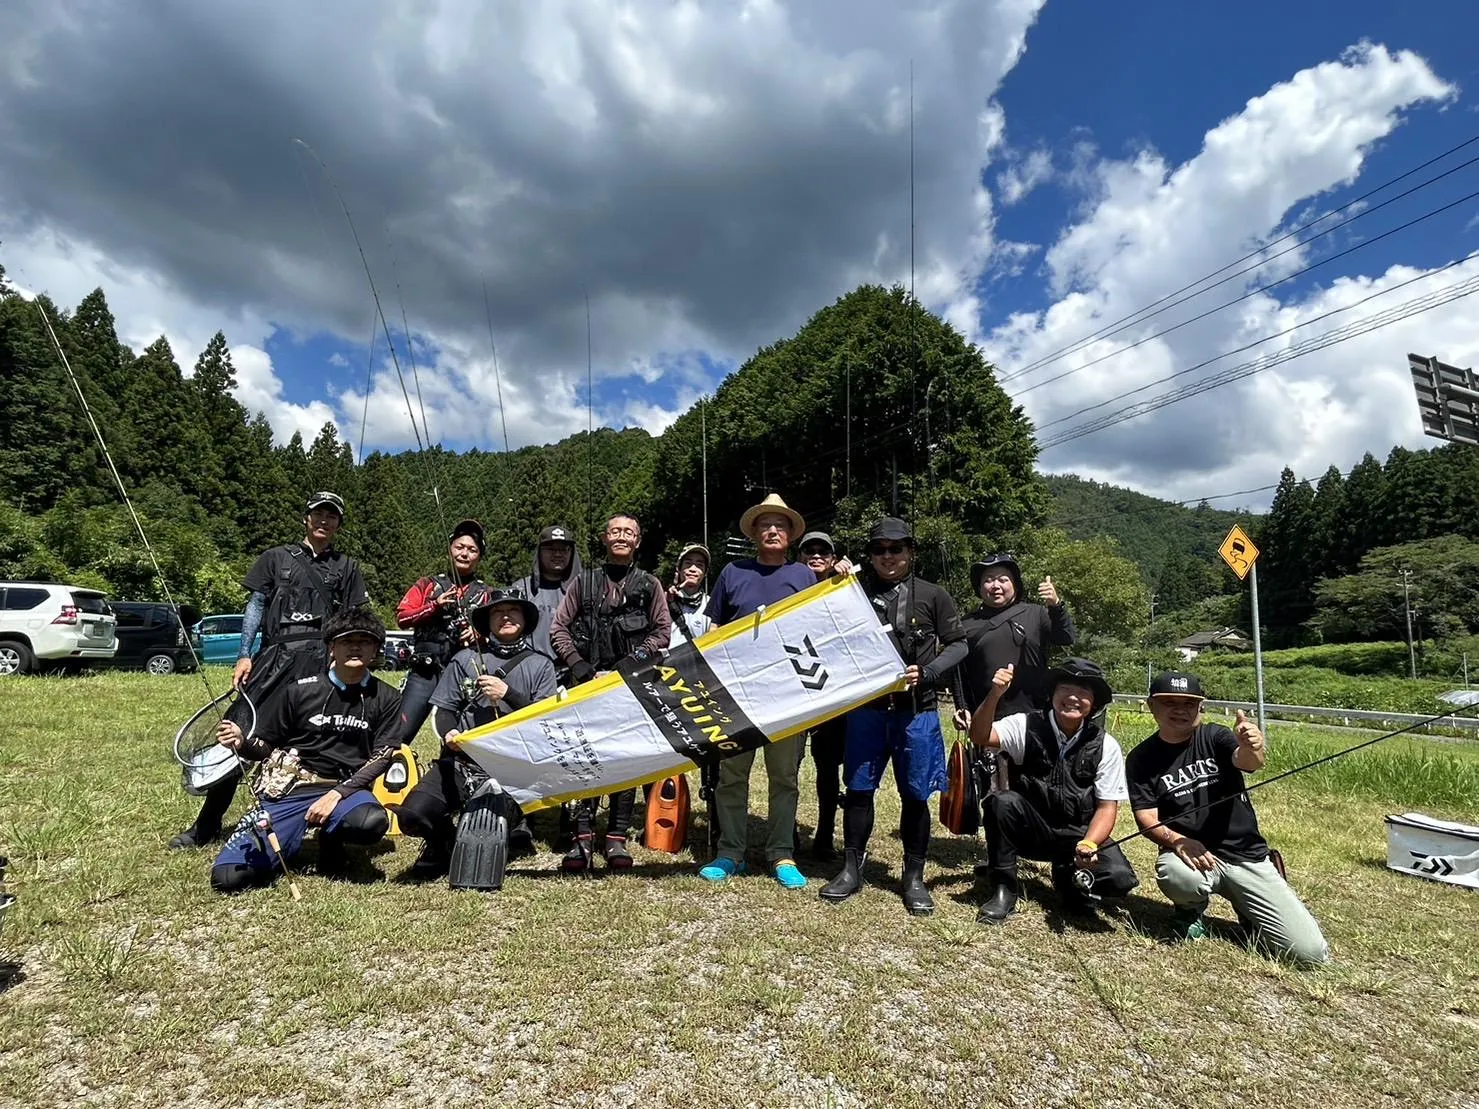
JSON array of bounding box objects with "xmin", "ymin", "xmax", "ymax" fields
[
  {"xmin": 572, "ymin": 566, "xmax": 656, "ymax": 669},
  {"xmin": 1006, "ymin": 711, "xmax": 1103, "ymax": 832}
]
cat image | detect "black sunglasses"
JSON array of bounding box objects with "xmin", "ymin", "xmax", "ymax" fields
[{"xmin": 868, "ymin": 543, "xmax": 910, "ymax": 556}]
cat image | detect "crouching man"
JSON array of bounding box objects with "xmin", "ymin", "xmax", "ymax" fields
[
  {"xmin": 969, "ymin": 658, "xmax": 1138, "ymax": 924},
  {"xmin": 396, "ymin": 591, "xmax": 559, "ymax": 879},
  {"xmin": 1124, "ymin": 672, "xmax": 1329, "ymax": 966},
  {"xmin": 209, "ymin": 609, "xmax": 402, "ymax": 893}
]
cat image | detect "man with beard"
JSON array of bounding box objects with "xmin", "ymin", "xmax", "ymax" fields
[
  {"xmin": 510, "ymin": 524, "xmax": 582, "ymax": 673},
  {"xmin": 968, "ymin": 658, "xmax": 1138, "ymax": 924},
  {"xmin": 395, "ymin": 591, "xmax": 559, "ymax": 878},
  {"xmin": 1125, "ymin": 673, "xmax": 1329, "ymax": 965},
  {"xmin": 550, "ymin": 513, "xmax": 672, "ymax": 871},
  {"xmin": 209, "ymin": 608, "xmax": 399, "ymax": 893},
  {"xmin": 392, "ymin": 519, "xmax": 490, "ymax": 744},
  {"xmin": 170, "ymin": 492, "xmax": 369, "ymax": 850},
  {"xmin": 820, "ymin": 517, "xmax": 967, "ymax": 916},
  {"xmin": 957, "ymin": 553, "xmax": 1076, "ymax": 726}
]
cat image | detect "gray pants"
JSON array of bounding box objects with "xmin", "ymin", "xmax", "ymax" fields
[
  {"xmin": 1156, "ymin": 850, "xmax": 1330, "ymax": 966},
  {"xmin": 715, "ymin": 736, "xmax": 802, "ymax": 865}
]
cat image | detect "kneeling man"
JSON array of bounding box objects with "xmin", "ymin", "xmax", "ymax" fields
[
  {"xmin": 970, "ymin": 658, "xmax": 1138, "ymax": 924},
  {"xmin": 210, "ymin": 609, "xmax": 401, "ymax": 893},
  {"xmin": 1124, "ymin": 672, "xmax": 1329, "ymax": 966}
]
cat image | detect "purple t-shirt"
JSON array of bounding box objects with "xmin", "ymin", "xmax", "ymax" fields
[{"xmin": 705, "ymin": 559, "xmax": 817, "ymax": 625}]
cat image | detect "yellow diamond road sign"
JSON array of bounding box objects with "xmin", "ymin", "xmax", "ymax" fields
[{"xmin": 1219, "ymin": 524, "xmax": 1259, "ymax": 581}]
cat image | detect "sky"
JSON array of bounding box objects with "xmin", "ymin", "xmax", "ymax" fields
[{"xmin": 3, "ymin": 0, "xmax": 1478, "ymax": 511}]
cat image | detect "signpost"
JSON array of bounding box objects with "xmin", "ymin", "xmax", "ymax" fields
[{"xmin": 1219, "ymin": 524, "xmax": 1266, "ymax": 732}]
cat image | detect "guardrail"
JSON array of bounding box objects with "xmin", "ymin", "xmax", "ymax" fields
[{"xmin": 1109, "ymin": 694, "xmax": 1479, "ymax": 732}]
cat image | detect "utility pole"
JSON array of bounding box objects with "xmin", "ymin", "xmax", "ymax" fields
[
  {"xmin": 700, "ymin": 396, "xmax": 708, "ymax": 557},
  {"xmin": 1401, "ymin": 568, "xmax": 1417, "ymax": 680}
]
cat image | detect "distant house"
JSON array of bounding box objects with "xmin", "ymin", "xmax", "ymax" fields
[{"xmin": 1177, "ymin": 627, "xmax": 1252, "ymax": 661}]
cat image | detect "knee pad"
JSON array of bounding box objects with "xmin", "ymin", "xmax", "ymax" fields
[
  {"xmin": 210, "ymin": 863, "xmax": 261, "ymax": 895},
  {"xmin": 333, "ymin": 804, "xmax": 390, "ymax": 845}
]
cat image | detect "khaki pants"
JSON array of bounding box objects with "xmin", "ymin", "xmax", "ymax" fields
[
  {"xmin": 1156, "ymin": 850, "xmax": 1330, "ymax": 966},
  {"xmin": 715, "ymin": 736, "xmax": 802, "ymax": 865}
]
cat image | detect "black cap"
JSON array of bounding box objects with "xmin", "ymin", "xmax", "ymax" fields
[
  {"xmin": 538, "ymin": 524, "xmax": 575, "ymax": 545},
  {"xmin": 305, "ymin": 491, "xmax": 346, "ymax": 518},
  {"xmin": 470, "ymin": 589, "xmax": 540, "ymax": 637},
  {"xmin": 1045, "ymin": 658, "xmax": 1113, "ymax": 712},
  {"xmin": 866, "ymin": 517, "xmax": 914, "ymax": 547},
  {"xmin": 1149, "ymin": 671, "xmax": 1206, "ymax": 699},
  {"xmin": 449, "ymin": 518, "xmax": 485, "ymax": 553}
]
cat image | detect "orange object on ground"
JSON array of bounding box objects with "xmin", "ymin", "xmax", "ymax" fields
[{"xmin": 644, "ymin": 774, "xmax": 691, "ymax": 854}]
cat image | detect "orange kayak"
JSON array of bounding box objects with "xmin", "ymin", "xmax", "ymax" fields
[{"xmin": 644, "ymin": 774, "xmax": 691, "ymax": 854}]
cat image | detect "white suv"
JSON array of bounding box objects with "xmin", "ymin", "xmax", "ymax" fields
[{"xmin": 0, "ymin": 582, "xmax": 118, "ymax": 675}]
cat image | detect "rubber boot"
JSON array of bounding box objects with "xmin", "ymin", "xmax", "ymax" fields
[
  {"xmin": 603, "ymin": 834, "xmax": 634, "ymax": 870},
  {"xmin": 562, "ymin": 833, "xmax": 594, "ymax": 873},
  {"xmin": 900, "ymin": 854, "xmax": 934, "ymax": 917},
  {"xmin": 819, "ymin": 849, "xmax": 866, "ymax": 904},
  {"xmin": 976, "ymin": 868, "xmax": 1020, "ymax": 925}
]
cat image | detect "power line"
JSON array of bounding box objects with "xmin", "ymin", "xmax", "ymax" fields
[
  {"xmin": 999, "ymin": 132, "xmax": 1479, "ymax": 386},
  {"xmin": 1039, "ymin": 263, "xmax": 1479, "ymax": 451},
  {"xmin": 1040, "ymin": 251, "xmax": 1472, "ymax": 433},
  {"xmin": 1014, "ymin": 185, "xmax": 1479, "ymax": 398}
]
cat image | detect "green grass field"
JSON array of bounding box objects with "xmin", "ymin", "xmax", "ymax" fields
[{"xmin": 1, "ymin": 670, "xmax": 1477, "ymax": 1108}]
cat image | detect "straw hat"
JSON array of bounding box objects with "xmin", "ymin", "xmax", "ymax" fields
[{"xmin": 739, "ymin": 493, "xmax": 806, "ymax": 542}]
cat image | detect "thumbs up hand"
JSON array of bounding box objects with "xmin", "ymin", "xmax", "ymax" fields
[
  {"xmin": 992, "ymin": 664, "xmax": 1015, "ymax": 690},
  {"xmin": 1038, "ymin": 576, "xmax": 1060, "ymax": 607},
  {"xmin": 1234, "ymin": 709, "xmax": 1263, "ymax": 753}
]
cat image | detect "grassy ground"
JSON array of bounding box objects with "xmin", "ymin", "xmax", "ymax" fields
[{"xmin": 1, "ymin": 670, "xmax": 1477, "ymax": 1109}]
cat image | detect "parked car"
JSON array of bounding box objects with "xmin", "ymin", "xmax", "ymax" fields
[
  {"xmin": 103, "ymin": 601, "xmax": 201, "ymax": 675},
  {"xmin": 379, "ymin": 631, "xmax": 414, "ymax": 671},
  {"xmin": 192, "ymin": 614, "xmax": 263, "ymax": 666},
  {"xmin": 0, "ymin": 582, "xmax": 117, "ymax": 676}
]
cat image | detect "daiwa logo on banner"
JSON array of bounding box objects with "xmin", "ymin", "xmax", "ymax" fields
[{"xmin": 783, "ymin": 635, "xmax": 829, "ymax": 691}]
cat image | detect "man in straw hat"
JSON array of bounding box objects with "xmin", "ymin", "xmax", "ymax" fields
[{"xmin": 699, "ymin": 494, "xmax": 833, "ymax": 888}]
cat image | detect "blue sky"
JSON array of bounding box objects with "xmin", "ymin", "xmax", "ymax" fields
[{"xmin": 4, "ymin": 1, "xmax": 1478, "ymax": 506}]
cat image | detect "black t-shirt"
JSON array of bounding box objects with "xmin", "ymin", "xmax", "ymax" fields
[
  {"xmin": 260, "ymin": 671, "xmax": 403, "ymax": 789},
  {"xmin": 1125, "ymin": 723, "xmax": 1268, "ymax": 862},
  {"xmin": 243, "ymin": 543, "xmax": 370, "ymax": 644}
]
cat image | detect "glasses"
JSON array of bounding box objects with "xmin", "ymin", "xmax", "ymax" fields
[
  {"xmin": 869, "ymin": 544, "xmax": 909, "ymax": 556},
  {"xmin": 801, "ymin": 547, "xmax": 832, "ymax": 558}
]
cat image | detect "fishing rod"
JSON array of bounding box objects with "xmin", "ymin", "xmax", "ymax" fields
[
  {"xmin": 1074, "ymin": 703, "xmax": 1479, "ymax": 888},
  {"xmin": 480, "ymin": 274, "xmax": 511, "ymax": 457},
  {"xmin": 292, "ymin": 138, "xmax": 489, "ymax": 675},
  {"xmin": 32, "ymin": 294, "xmax": 304, "ymax": 897}
]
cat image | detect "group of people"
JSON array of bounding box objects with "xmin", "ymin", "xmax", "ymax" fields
[{"xmin": 179, "ymin": 488, "xmax": 1329, "ymax": 967}]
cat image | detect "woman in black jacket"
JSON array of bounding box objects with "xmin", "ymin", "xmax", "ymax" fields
[{"xmin": 957, "ymin": 553, "xmax": 1076, "ymax": 722}]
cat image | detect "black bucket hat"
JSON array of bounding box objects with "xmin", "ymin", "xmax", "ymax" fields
[
  {"xmin": 470, "ymin": 589, "xmax": 540, "ymax": 637},
  {"xmin": 971, "ymin": 552, "xmax": 1024, "ymax": 599},
  {"xmin": 1044, "ymin": 657, "xmax": 1113, "ymax": 713},
  {"xmin": 866, "ymin": 517, "xmax": 914, "ymax": 548}
]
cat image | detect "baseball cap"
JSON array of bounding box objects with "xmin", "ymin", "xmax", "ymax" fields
[
  {"xmin": 867, "ymin": 517, "xmax": 914, "ymax": 547},
  {"xmin": 449, "ymin": 518, "xmax": 485, "ymax": 552},
  {"xmin": 1148, "ymin": 671, "xmax": 1205, "ymax": 699},
  {"xmin": 538, "ymin": 524, "xmax": 575, "ymax": 545},
  {"xmin": 305, "ymin": 491, "xmax": 346, "ymax": 518}
]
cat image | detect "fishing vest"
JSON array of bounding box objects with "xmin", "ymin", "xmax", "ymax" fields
[
  {"xmin": 414, "ymin": 573, "xmax": 487, "ymax": 665},
  {"xmin": 571, "ymin": 566, "xmax": 656, "ymax": 670},
  {"xmin": 1006, "ymin": 711, "xmax": 1104, "ymax": 832}
]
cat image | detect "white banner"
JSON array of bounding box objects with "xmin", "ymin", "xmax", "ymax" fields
[
  {"xmin": 1385, "ymin": 812, "xmax": 1479, "ymax": 890},
  {"xmin": 457, "ymin": 572, "xmax": 904, "ymax": 812}
]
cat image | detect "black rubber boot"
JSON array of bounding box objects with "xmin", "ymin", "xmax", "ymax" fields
[
  {"xmin": 168, "ymin": 822, "xmax": 222, "ymax": 850},
  {"xmin": 976, "ymin": 868, "xmax": 1020, "ymax": 925},
  {"xmin": 603, "ymin": 834, "xmax": 634, "ymax": 870},
  {"xmin": 408, "ymin": 836, "xmax": 453, "ymax": 880},
  {"xmin": 561, "ymin": 834, "xmax": 593, "ymax": 873},
  {"xmin": 900, "ymin": 854, "xmax": 934, "ymax": 917},
  {"xmin": 819, "ymin": 849, "xmax": 866, "ymax": 904}
]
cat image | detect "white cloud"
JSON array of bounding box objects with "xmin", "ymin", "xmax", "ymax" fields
[
  {"xmin": 986, "ymin": 42, "xmax": 1461, "ymax": 505},
  {"xmin": 996, "ymin": 148, "xmax": 1053, "ymax": 205}
]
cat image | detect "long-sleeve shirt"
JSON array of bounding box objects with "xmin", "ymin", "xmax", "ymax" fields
[
  {"xmin": 549, "ymin": 564, "xmax": 672, "ymax": 672},
  {"xmin": 959, "ymin": 601, "xmax": 1077, "ymax": 717}
]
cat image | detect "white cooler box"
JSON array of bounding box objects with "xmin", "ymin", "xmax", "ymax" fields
[{"xmin": 1384, "ymin": 812, "xmax": 1479, "ymax": 890}]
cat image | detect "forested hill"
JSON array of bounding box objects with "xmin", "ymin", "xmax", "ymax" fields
[{"xmin": 1041, "ymin": 474, "xmax": 1256, "ymax": 607}]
